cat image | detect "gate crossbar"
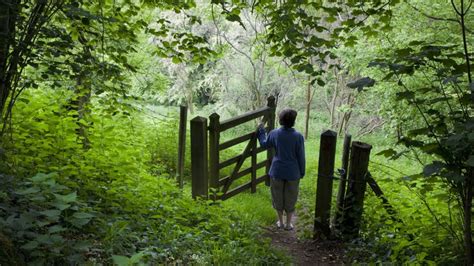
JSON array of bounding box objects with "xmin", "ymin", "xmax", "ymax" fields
[
  {"xmin": 218, "ymin": 146, "xmax": 267, "ymax": 169},
  {"xmin": 219, "ymin": 106, "xmax": 270, "ymax": 132},
  {"xmin": 218, "ymin": 160, "xmax": 267, "ymax": 186},
  {"xmin": 222, "ymin": 129, "xmax": 259, "ymax": 193},
  {"xmin": 205, "ymin": 96, "xmax": 276, "ymax": 200},
  {"xmin": 220, "ymin": 174, "xmax": 268, "ymax": 200}
]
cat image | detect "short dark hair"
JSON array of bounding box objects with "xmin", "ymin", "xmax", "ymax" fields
[{"xmin": 279, "ymin": 108, "xmax": 297, "ymax": 128}]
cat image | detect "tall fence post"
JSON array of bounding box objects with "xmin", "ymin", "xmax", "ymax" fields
[
  {"xmin": 191, "ymin": 116, "xmax": 208, "ymax": 199},
  {"xmin": 314, "ymin": 130, "xmax": 337, "ymax": 239},
  {"xmin": 333, "ymin": 134, "xmax": 352, "ymax": 230},
  {"xmin": 209, "ymin": 113, "xmax": 220, "ymax": 199},
  {"xmin": 177, "ymin": 105, "xmax": 187, "ymax": 188},
  {"xmin": 251, "ymin": 133, "xmax": 257, "ymax": 193},
  {"xmin": 265, "ymin": 96, "xmax": 276, "ymax": 186},
  {"xmin": 341, "ymin": 141, "xmax": 372, "ymax": 239}
]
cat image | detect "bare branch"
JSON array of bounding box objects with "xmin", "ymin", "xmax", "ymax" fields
[{"xmin": 407, "ymin": 1, "xmax": 459, "ymax": 23}]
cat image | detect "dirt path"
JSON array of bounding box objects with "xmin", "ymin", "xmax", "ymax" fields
[{"xmin": 263, "ymin": 215, "xmax": 345, "ymax": 265}]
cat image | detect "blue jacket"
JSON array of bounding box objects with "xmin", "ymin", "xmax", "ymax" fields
[{"xmin": 257, "ymin": 126, "xmax": 305, "ymax": 180}]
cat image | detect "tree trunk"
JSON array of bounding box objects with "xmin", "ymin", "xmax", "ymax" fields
[
  {"xmin": 464, "ymin": 169, "xmax": 473, "ymax": 265},
  {"xmin": 0, "ymin": 0, "xmax": 13, "ymax": 130},
  {"xmin": 0, "ymin": 0, "xmax": 53, "ymax": 136},
  {"xmin": 71, "ymin": 34, "xmax": 93, "ymax": 149},
  {"xmin": 0, "ymin": 0, "xmax": 12, "ymax": 76},
  {"xmin": 187, "ymin": 92, "xmax": 194, "ymax": 114},
  {"xmin": 304, "ymin": 77, "xmax": 311, "ymax": 140},
  {"xmin": 343, "ymin": 110, "xmax": 352, "ymax": 134},
  {"xmin": 330, "ymin": 70, "xmax": 339, "ymax": 129},
  {"xmin": 73, "ymin": 77, "xmax": 91, "ymax": 149}
]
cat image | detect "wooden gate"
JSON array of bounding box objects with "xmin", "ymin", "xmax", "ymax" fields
[{"xmin": 191, "ymin": 96, "xmax": 276, "ymax": 200}]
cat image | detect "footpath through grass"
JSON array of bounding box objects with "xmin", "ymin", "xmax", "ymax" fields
[{"xmin": 222, "ymin": 132, "xmax": 463, "ymax": 263}]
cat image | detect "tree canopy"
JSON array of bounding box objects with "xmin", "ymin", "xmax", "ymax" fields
[{"xmin": 0, "ymin": 0, "xmax": 472, "ymax": 264}]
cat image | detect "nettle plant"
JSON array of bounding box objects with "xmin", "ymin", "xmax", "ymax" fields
[
  {"xmin": 0, "ymin": 172, "xmax": 95, "ymax": 264},
  {"xmin": 372, "ymin": 42, "xmax": 473, "ymax": 263}
]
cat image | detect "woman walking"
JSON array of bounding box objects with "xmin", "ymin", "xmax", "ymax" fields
[{"xmin": 257, "ymin": 108, "xmax": 305, "ymax": 230}]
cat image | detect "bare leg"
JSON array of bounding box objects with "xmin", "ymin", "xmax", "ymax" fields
[
  {"xmin": 277, "ymin": 210, "xmax": 284, "ymax": 227},
  {"xmin": 286, "ymin": 211, "xmax": 294, "ymax": 229},
  {"xmin": 286, "ymin": 211, "xmax": 293, "ymax": 226}
]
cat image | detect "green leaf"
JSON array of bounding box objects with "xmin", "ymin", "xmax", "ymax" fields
[
  {"xmin": 36, "ymin": 234, "xmax": 54, "ymax": 244},
  {"xmin": 22, "ymin": 240, "xmax": 39, "ymax": 250},
  {"xmin": 72, "ymin": 212, "xmax": 94, "ymax": 219},
  {"xmin": 317, "ymin": 79, "xmax": 325, "ymax": 87},
  {"xmin": 112, "ymin": 255, "xmax": 130, "ymax": 266},
  {"xmin": 226, "ymin": 14, "xmax": 241, "ymax": 22},
  {"xmin": 70, "ymin": 218, "xmax": 91, "ymax": 227},
  {"xmin": 325, "ymin": 16, "xmax": 337, "ymax": 23},
  {"xmin": 40, "ymin": 209, "xmax": 61, "ymax": 218},
  {"xmin": 130, "ymin": 251, "xmax": 146, "ymax": 263},
  {"xmin": 444, "ymin": 170, "xmax": 464, "ymax": 183},
  {"xmin": 31, "ymin": 172, "xmax": 54, "ymax": 182},
  {"xmin": 16, "ymin": 187, "xmax": 41, "ymax": 195},
  {"xmin": 466, "ymin": 155, "xmax": 474, "ymax": 167},
  {"xmin": 70, "ymin": 212, "xmax": 95, "ymax": 227},
  {"xmin": 408, "ymin": 128, "xmax": 430, "ymax": 137},
  {"xmin": 54, "ymin": 192, "xmax": 77, "ymax": 203},
  {"xmin": 51, "ymin": 202, "xmax": 71, "ymax": 211},
  {"xmin": 81, "ymin": 17, "xmax": 90, "ymax": 25},
  {"xmin": 74, "ymin": 241, "xmax": 92, "ymax": 251},
  {"xmin": 37, "ymin": 220, "xmax": 53, "ymax": 227},
  {"xmin": 48, "ymin": 225, "xmax": 65, "ymax": 234},
  {"xmin": 468, "ymin": 132, "xmax": 474, "ymax": 141},
  {"xmin": 376, "ymin": 148, "xmax": 397, "ymax": 158},
  {"xmin": 418, "ymin": 238, "xmax": 433, "ymax": 248},
  {"xmin": 396, "ymin": 91, "xmax": 415, "ymax": 100},
  {"xmin": 420, "ymin": 143, "xmax": 439, "ymax": 153},
  {"xmin": 423, "ymin": 161, "xmax": 444, "ymax": 177},
  {"xmin": 346, "ymin": 77, "xmax": 375, "ymax": 92}
]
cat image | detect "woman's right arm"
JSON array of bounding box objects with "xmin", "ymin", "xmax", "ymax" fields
[{"xmin": 257, "ymin": 126, "xmax": 272, "ymax": 148}]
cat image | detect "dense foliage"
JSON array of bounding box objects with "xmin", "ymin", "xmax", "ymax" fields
[
  {"xmin": 0, "ymin": 89, "xmax": 287, "ymax": 264},
  {"xmin": 0, "ymin": 0, "xmax": 472, "ymax": 264}
]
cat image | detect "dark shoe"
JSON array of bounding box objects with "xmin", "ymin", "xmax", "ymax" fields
[{"xmin": 284, "ymin": 223, "xmax": 294, "ymax": 231}]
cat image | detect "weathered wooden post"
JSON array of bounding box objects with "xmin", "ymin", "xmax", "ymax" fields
[
  {"xmin": 191, "ymin": 116, "xmax": 208, "ymax": 199},
  {"xmin": 333, "ymin": 134, "xmax": 352, "ymax": 230},
  {"xmin": 341, "ymin": 141, "xmax": 372, "ymax": 239},
  {"xmin": 265, "ymin": 96, "xmax": 276, "ymax": 186},
  {"xmin": 366, "ymin": 173, "xmax": 401, "ymax": 223},
  {"xmin": 209, "ymin": 113, "xmax": 220, "ymax": 199},
  {"xmin": 314, "ymin": 130, "xmax": 337, "ymax": 239},
  {"xmin": 251, "ymin": 132, "xmax": 257, "ymax": 193},
  {"xmin": 176, "ymin": 105, "xmax": 187, "ymax": 188}
]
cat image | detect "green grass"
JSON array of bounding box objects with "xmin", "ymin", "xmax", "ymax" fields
[
  {"xmin": 173, "ymin": 107, "xmax": 462, "ymax": 263},
  {"xmin": 222, "ymin": 188, "xmax": 275, "ymax": 225},
  {"xmin": 214, "ymin": 126, "xmax": 463, "ymax": 263}
]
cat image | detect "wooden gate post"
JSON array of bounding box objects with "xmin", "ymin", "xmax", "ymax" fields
[
  {"xmin": 251, "ymin": 133, "xmax": 257, "ymax": 193},
  {"xmin": 177, "ymin": 105, "xmax": 187, "ymax": 188},
  {"xmin": 314, "ymin": 130, "xmax": 337, "ymax": 239},
  {"xmin": 265, "ymin": 96, "xmax": 276, "ymax": 186},
  {"xmin": 209, "ymin": 113, "xmax": 220, "ymax": 198},
  {"xmin": 341, "ymin": 141, "xmax": 372, "ymax": 239},
  {"xmin": 333, "ymin": 134, "xmax": 351, "ymax": 230},
  {"xmin": 191, "ymin": 116, "xmax": 208, "ymax": 199}
]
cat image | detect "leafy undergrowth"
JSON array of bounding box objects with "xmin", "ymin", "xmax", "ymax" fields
[
  {"xmin": 295, "ymin": 136, "xmax": 464, "ymax": 264},
  {"xmin": 1, "ymin": 172, "xmax": 288, "ymax": 264},
  {"xmin": 1, "ymin": 86, "xmax": 464, "ymax": 264},
  {"xmin": 0, "ymin": 89, "xmax": 288, "ymax": 265}
]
